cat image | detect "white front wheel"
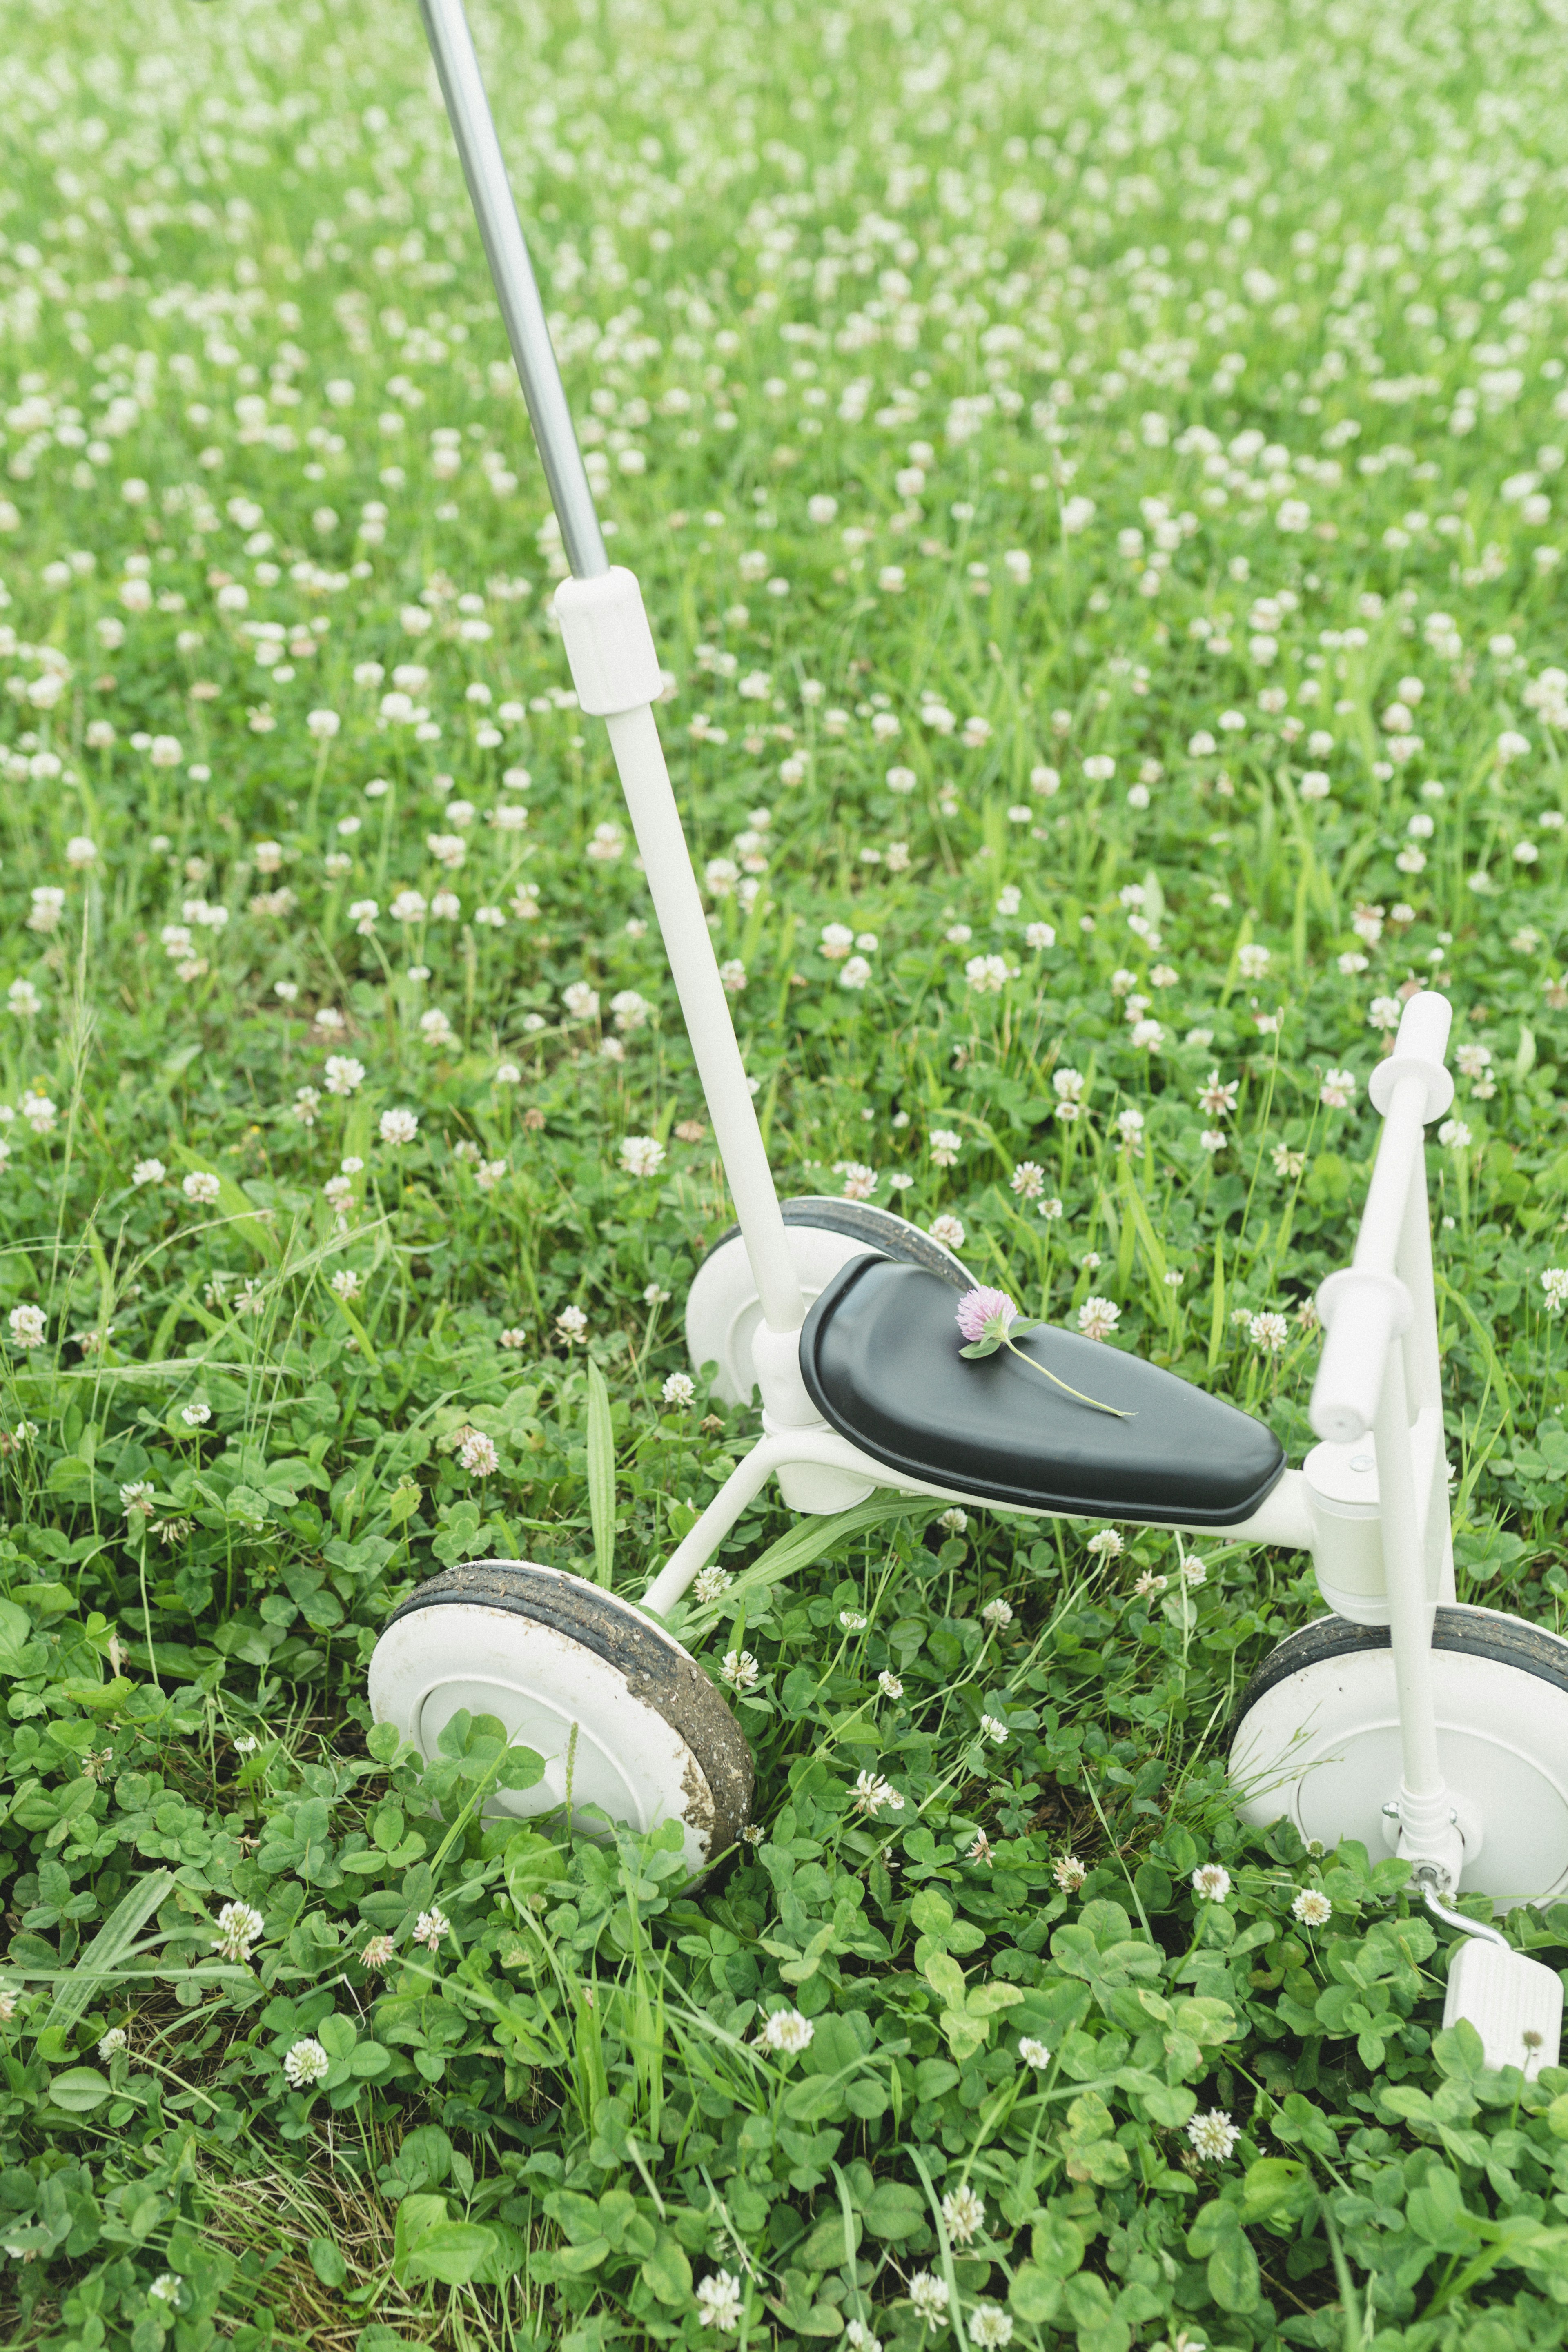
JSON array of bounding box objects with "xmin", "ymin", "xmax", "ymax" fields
[{"xmin": 1229, "ymin": 1604, "xmax": 1568, "ymax": 1905}]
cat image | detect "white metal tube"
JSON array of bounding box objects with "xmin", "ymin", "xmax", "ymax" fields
[
  {"xmin": 1395, "ymin": 1108, "xmax": 1443, "ymax": 1422},
  {"xmin": 604, "ymin": 704, "xmax": 805, "ymax": 1335},
  {"xmin": 1351, "ymin": 1071, "xmax": 1430, "ymax": 1274},
  {"xmin": 641, "ymin": 1434, "xmax": 793, "ymax": 1619},
  {"xmin": 1374, "ymin": 1339, "xmax": 1446, "ymax": 1804},
  {"xmin": 641, "ymin": 1421, "xmax": 1319, "ymax": 1620},
  {"xmin": 417, "ymin": 0, "xmax": 608, "ymax": 579}
]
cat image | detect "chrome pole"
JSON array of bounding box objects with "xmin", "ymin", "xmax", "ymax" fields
[{"xmin": 416, "ymin": 0, "xmax": 608, "ymax": 579}]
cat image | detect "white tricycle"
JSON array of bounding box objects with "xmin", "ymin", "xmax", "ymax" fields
[{"xmin": 370, "ymin": 0, "xmax": 1568, "ymax": 2080}]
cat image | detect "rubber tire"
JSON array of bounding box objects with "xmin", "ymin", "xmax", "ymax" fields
[
  {"xmin": 1228, "ymin": 1603, "xmax": 1568, "ymax": 1904},
  {"xmin": 686, "ymin": 1194, "xmax": 971, "ymax": 1405},
  {"xmin": 368, "ymin": 1560, "xmax": 753, "ymax": 1883}
]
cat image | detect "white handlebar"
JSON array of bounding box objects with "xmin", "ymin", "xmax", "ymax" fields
[{"xmin": 1310, "ymin": 990, "xmax": 1451, "ymax": 1444}]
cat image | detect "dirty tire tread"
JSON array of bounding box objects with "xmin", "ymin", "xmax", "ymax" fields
[{"xmin": 385, "ymin": 1560, "xmax": 754, "ymax": 1857}]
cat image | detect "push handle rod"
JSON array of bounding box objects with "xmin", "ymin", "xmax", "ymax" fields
[
  {"xmin": 417, "ymin": 0, "xmax": 608, "ymax": 579},
  {"xmin": 417, "ymin": 0, "xmax": 808, "ymax": 1345}
]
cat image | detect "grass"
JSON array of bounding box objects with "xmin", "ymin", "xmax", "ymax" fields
[{"xmin": 4, "ymin": 0, "xmax": 1568, "ymax": 2343}]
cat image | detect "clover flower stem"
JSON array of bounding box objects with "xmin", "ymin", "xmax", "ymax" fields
[
  {"xmin": 1082, "ymin": 1774, "xmax": 1154, "ymax": 1938},
  {"xmin": 1000, "ymin": 1333, "xmax": 1132, "ymax": 1419},
  {"xmin": 136, "ymin": 1532, "xmax": 161, "ymax": 1693}
]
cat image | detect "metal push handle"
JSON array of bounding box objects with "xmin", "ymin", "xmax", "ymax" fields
[
  {"xmin": 414, "ymin": 0, "xmax": 809, "ymax": 1348},
  {"xmin": 416, "ymin": 0, "xmax": 608, "ymax": 579}
]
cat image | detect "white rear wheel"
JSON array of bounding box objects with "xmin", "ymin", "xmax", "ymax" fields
[
  {"xmin": 686, "ymin": 1195, "xmax": 970, "ymax": 1405},
  {"xmin": 1229, "ymin": 1604, "xmax": 1568, "ymax": 1905},
  {"xmin": 367, "ymin": 1560, "xmax": 753, "ymax": 1884}
]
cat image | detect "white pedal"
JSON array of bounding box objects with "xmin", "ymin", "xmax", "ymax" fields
[{"xmin": 1443, "ymin": 1938, "xmax": 1564, "ymax": 2078}]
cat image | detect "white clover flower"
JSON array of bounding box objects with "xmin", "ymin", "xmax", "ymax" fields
[
  {"xmin": 1018, "ymin": 2036, "xmax": 1051, "ymax": 2070},
  {"xmin": 98, "ymin": 2025, "xmax": 128, "ymax": 2061},
  {"xmin": 697, "ymin": 2270, "xmax": 744, "ymax": 2332},
  {"xmin": 283, "ymin": 2037, "xmax": 330, "ymax": 2089},
  {"xmin": 720, "ymin": 1650, "xmax": 760, "ymax": 1692},
  {"xmin": 8, "ymin": 1303, "xmax": 46, "ymax": 1349},
  {"xmin": 852, "ymin": 1770, "xmax": 905, "ymax": 1815},
  {"xmin": 323, "ymin": 1055, "xmax": 366, "ymax": 1097},
  {"xmin": 979, "ymin": 1714, "xmax": 1009, "ymax": 1744},
  {"xmin": 1192, "ymin": 1862, "xmax": 1232, "ymax": 1902},
  {"xmin": 459, "ymin": 1430, "xmax": 499, "ymax": 1476},
  {"xmin": 212, "ymin": 1900, "xmax": 266, "ymax": 1965},
  {"xmin": 969, "ymin": 2306, "xmax": 1013, "ymax": 2349},
  {"xmin": 692, "ymin": 1566, "xmax": 732, "ymax": 1605},
  {"xmin": 1186, "ymin": 2107, "xmax": 1241, "ymax": 2162},
  {"xmin": 414, "ymin": 1906, "xmax": 451, "ymax": 1952},
  {"xmin": 619, "ymin": 1134, "xmax": 666, "ymax": 1178},
  {"xmin": 981, "ymin": 1598, "xmax": 1013, "ymax": 1628},
  {"xmin": 131, "ymin": 1158, "xmax": 166, "ymax": 1186},
  {"xmin": 757, "ymin": 2008, "xmax": 814, "ymax": 2055},
  {"xmin": 149, "ymin": 2274, "xmax": 182, "ymax": 2307},
  {"xmin": 878, "ymin": 1670, "xmax": 904, "ymax": 1699},
  {"xmin": 1292, "ymin": 1888, "xmax": 1333, "ymax": 1926},
  {"xmin": 662, "ymin": 1371, "xmax": 695, "ymax": 1408},
  {"xmin": 379, "ymin": 1108, "xmax": 419, "ymax": 1146},
  {"xmin": 183, "ymin": 1170, "xmax": 221, "ymax": 1204},
  {"xmin": 1078, "ymin": 1296, "xmax": 1120, "ymax": 1341},
  {"xmin": 909, "ymin": 2272, "xmax": 950, "ymax": 2328}
]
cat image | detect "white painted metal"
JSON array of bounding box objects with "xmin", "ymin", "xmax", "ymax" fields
[
  {"xmin": 367, "ymin": 1574, "xmax": 720, "ymax": 1880},
  {"xmin": 1374, "ymin": 1340, "xmax": 1464, "ymax": 1882},
  {"xmin": 638, "ymin": 1422, "xmax": 1316, "ymax": 1622},
  {"xmin": 1303, "ymin": 1407, "xmax": 1453, "ymax": 1624},
  {"xmin": 599, "ymin": 699, "xmax": 804, "ymax": 1336},
  {"xmin": 1301, "ymin": 992, "xmax": 1464, "ymax": 1881}
]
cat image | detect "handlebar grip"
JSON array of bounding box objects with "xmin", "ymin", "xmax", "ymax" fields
[
  {"xmin": 1369, "ymin": 989, "xmax": 1455, "ymax": 1119},
  {"xmin": 1311, "ymin": 1270, "xmax": 1412, "ymax": 1443},
  {"xmin": 1393, "ymin": 990, "xmax": 1452, "ymax": 1069}
]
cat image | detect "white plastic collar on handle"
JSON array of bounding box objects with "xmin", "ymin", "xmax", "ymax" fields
[
  {"xmin": 1368, "ymin": 989, "xmax": 1455, "ymax": 1120},
  {"xmin": 554, "ymin": 570, "xmax": 664, "ymax": 718}
]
